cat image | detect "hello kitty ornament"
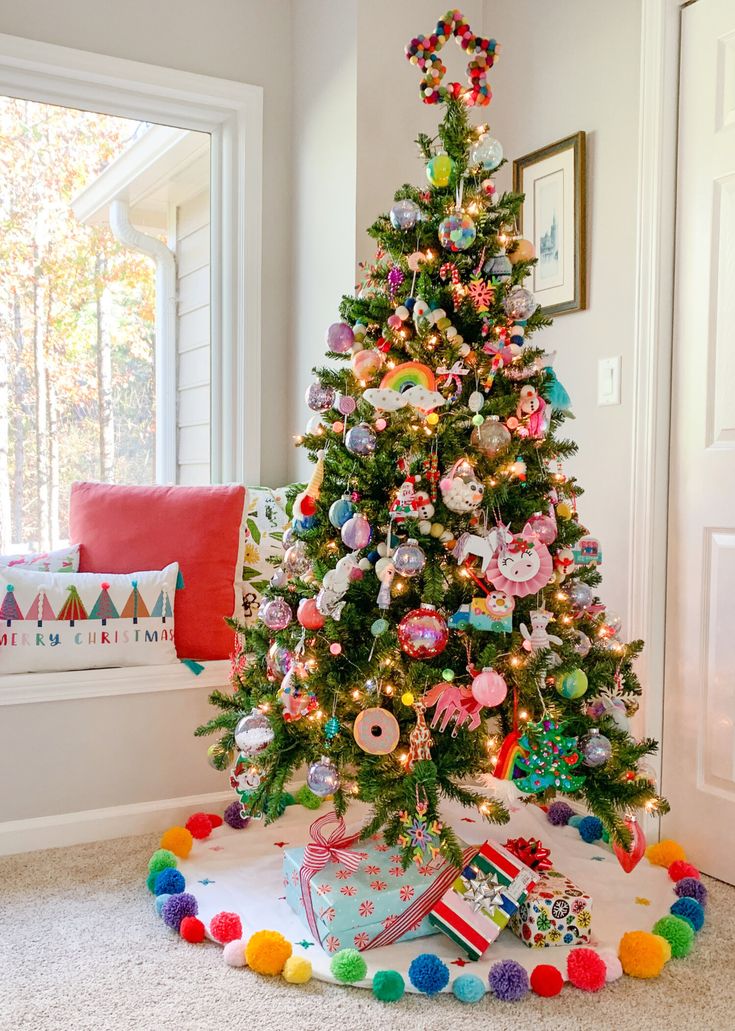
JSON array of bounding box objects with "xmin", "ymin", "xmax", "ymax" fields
[
  {"xmin": 516, "ymin": 384, "xmax": 547, "ymax": 438},
  {"xmin": 440, "ymin": 459, "xmax": 485, "ymax": 514},
  {"xmin": 520, "ymin": 608, "xmax": 562, "ymax": 653},
  {"xmin": 486, "ymin": 528, "xmax": 553, "ymax": 598}
]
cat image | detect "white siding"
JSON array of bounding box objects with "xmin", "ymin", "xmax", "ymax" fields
[{"xmin": 176, "ymin": 188, "xmax": 210, "ymax": 484}]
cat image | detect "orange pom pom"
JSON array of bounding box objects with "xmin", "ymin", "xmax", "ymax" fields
[
  {"xmin": 646, "ymin": 839, "xmax": 686, "ymax": 868},
  {"xmin": 160, "ymin": 826, "xmax": 194, "ymax": 858},
  {"xmin": 618, "ymin": 931, "xmax": 669, "ymax": 978},
  {"xmin": 245, "ymin": 930, "xmax": 293, "ymax": 975}
]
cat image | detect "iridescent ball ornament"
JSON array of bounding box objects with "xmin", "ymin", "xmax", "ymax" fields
[
  {"xmin": 305, "ymin": 381, "xmax": 336, "ymax": 413},
  {"xmin": 555, "ymin": 668, "xmax": 589, "ymax": 700},
  {"xmin": 397, "ymin": 604, "xmax": 449, "ymax": 659},
  {"xmin": 581, "ymin": 728, "xmax": 612, "ymax": 767},
  {"xmin": 469, "ymin": 135, "xmax": 504, "ymax": 171},
  {"xmin": 283, "ymin": 540, "xmax": 311, "ymax": 578},
  {"xmin": 392, "ymin": 539, "xmax": 426, "ymax": 578},
  {"xmin": 390, "ymin": 198, "xmax": 421, "ymax": 230},
  {"xmin": 345, "ymin": 423, "xmax": 377, "ymax": 457},
  {"xmin": 526, "ymin": 513, "xmax": 557, "ymax": 545},
  {"xmin": 439, "ymin": 212, "xmax": 476, "ymax": 252},
  {"xmin": 503, "ymin": 286, "xmax": 537, "ymax": 320},
  {"xmin": 259, "ymin": 597, "xmax": 293, "ymax": 631},
  {"xmin": 234, "ymin": 708, "xmax": 274, "ymax": 757},
  {"xmin": 306, "ymin": 756, "xmax": 340, "ymax": 797},
  {"xmin": 470, "ymin": 668, "xmax": 508, "ymax": 707},
  {"xmin": 341, "ymin": 513, "xmax": 372, "ymax": 550},
  {"xmin": 266, "ymin": 643, "xmax": 293, "ymax": 681},
  {"xmin": 471, "ymin": 415, "xmax": 511, "ymax": 458},
  {"xmin": 328, "ymin": 495, "xmax": 355, "ymax": 529},
  {"xmin": 568, "ymin": 582, "xmax": 594, "ymax": 610},
  {"xmin": 326, "ymin": 322, "xmax": 354, "ymax": 354}
]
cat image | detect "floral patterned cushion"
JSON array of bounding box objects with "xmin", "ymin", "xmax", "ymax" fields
[{"xmin": 237, "ymin": 486, "xmax": 290, "ymax": 625}]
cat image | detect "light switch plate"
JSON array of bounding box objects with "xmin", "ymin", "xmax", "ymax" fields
[{"xmin": 598, "ymin": 356, "xmax": 621, "ymax": 406}]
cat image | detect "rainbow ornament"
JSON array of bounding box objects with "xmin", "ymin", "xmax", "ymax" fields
[
  {"xmin": 380, "ymin": 361, "xmax": 436, "ymax": 394},
  {"xmin": 493, "ymin": 730, "xmax": 527, "ymax": 780}
]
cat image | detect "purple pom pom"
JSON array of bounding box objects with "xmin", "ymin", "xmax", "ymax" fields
[
  {"xmin": 488, "ymin": 959, "xmax": 530, "ymax": 1002},
  {"xmin": 674, "ymin": 877, "xmax": 708, "ymax": 907},
  {"xmin": 224, "ymin": 800, "xmax": 250, "ymax": 830},
  {"xmin": 161, "ymin": 892, "xmax": 198, "ymax": 930},
  {"xmin": 547, "ymin": 801, "xmax": 575, "ymax": 827}
]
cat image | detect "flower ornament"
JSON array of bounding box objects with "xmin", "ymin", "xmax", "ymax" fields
[{"xmin": 405, "ymin": 9, "xmax": 500, "ymax": 107}]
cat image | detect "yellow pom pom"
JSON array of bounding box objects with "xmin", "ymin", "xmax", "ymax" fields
[
  {"xmin": 426, "ymin": 413, "xmax": 439, "ymax": 426},
  {"xmin": 556, "ymin": 501, "xmax": 573, "ymax": 519},
  {"xmin": 618, "ymin": 931, "xmax": 669, "ymax": 979},
  {"xmin": 160, "ymin": 826, "xmax": 194, "ymax": 858},
  {"xmin": 283, "ymin": 955, "xmax": 312, "ymax": 984},
  {"xmin": 645, "ymin": 839, "xmax": 686, "ymax": 868},
  {"xmin": 401, "ymin": 692, "xmax": 415, "ymax": 706},
  {"xmin": 246, "ymin": 930, "xmax": 293, "ymax": 976}
]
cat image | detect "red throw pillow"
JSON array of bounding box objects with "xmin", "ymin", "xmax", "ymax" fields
[{"xmin": 70, "ymin": 482, "xmax": 246, "ymax": 661}]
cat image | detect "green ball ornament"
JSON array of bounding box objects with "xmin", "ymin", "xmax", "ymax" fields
[
  {"xmin": 555, "ymin": 668, "xmax": 589, "ymax": 699},
  {"xmin": 442, "ymin": 669, "xmax": 455, "ymax": 682},
  {"xmin": 426, "ymin": 153, "xmax": 454, "ymax": 188}
]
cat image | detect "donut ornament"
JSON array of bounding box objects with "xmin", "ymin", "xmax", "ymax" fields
[{"xmin": 353, "ymin": 707, "xmax": 401, "ymax": 755}]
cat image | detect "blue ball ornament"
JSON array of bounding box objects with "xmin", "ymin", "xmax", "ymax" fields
[
  {"xmin": 453, "ymin": 974, "xmax": 486, "ymax": 1003},
  {"xmin": 578, "ymin": 816, "xmax": 603, "ymax": 843},
  {"xmin": 408, "ymin": 953, "xmax": 450, "ymax": 996},
  {"xmin": 328, "ymin": 496, "xmax": 355, "ymax": 529},
  {"xmin": 154, "ymin": 868, "xmax": 185, "ymax": 896}
]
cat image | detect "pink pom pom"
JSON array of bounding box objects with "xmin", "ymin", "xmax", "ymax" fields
[
  {"xmin": 210, "ymin": 911, "xmax": 243, "ymax": 944},
  {"xmin": 185, "ymin": 812, "xmax": 214, "ymax": 840},
  {"xmin": 223, "ymin": 939, "xmax": 247, "ymax": 967},
  {"xmin": 668, "ymin": 860, "xmax": 700, "ymax": 882},
  {"xmin": 567, "ymin": 948, "xmax": 607, "ymax": 992},
  {"xmin": 598, "ymin": 949, "xmax": 623, "ymax": 983},
  {"xmin": 439, "ymin": 477, "xmax": 452, "ymax": 491}
]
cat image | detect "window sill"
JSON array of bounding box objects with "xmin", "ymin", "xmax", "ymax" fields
[{"xmin": 0, "ymin": 659, "xmax": 230, "ymax": 705}]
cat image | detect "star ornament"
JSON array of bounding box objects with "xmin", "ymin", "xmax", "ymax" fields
[{"xmin": 405, "ymin": 9, "xmax": 500, "ymax": 107}]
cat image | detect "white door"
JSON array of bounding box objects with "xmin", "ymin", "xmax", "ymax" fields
[{"xmin": 663, "ymin": 0, "xmax": 735, "ymax": 883}]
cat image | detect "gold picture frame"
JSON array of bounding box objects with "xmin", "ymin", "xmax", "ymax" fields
[{"xmin": 513, "ymin": 131, "xmax": 587, "ymax": 317}]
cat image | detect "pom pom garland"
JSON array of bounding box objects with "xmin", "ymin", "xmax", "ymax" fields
[
  {"xmin": 452, "ymin": 974, "xmax": 486, "ymax": 1003},
  {"xmin": 223, "ymin": 939, "xmax": 248, "ymax": 967},
  {"xmin": 652, "ymin": 915, "xmax": 695, "ymax": 958},
  {"xmin": 246, "ymin": 930, "xmax": 292, "ymax": 975},
  {"xmin": 646, "ymin": 839, "xmax": 686, "ymax": 868},
  {"xmin": 567, "ymin": 948, "xmax": 607, "ymax": 992},
  {"xmin": 546, "ymin": 801, "xmax": 575, "ymax": 826},
  {"xmin": 180, "ymin": 916, "xmax": 206, "ymax": 943},
  {"xmin": 161, "ymin": 892, "xmax": 198, "ymax": 931},
  {"xmin": 372, "ymin": 969, "xmax": 406, "ymax": 1002},
  {"xmin": 618, "ymin": 930, "xmax": 669, "ymax": 979},
  {"xmin": 674, "ymin": 877, "xmax": 708, "ymax": 907},
  {"xmin": 408, "ymin": 954, "xmax": 450, "ymax": 996},
  {"xmin": 668, "ymin": 860, "xmax": 700, "ymax": 882},
  {"xmin": 578, "ymin": 816, "xmax": 604, "ymax": 844},
  {"xmin": 670, "ymin": 896, "xmax": 705, "ymax": 932},
  {"xmin": 530, "ymin": 964, "xmax": 564, "ymax": 997},
  {"xmin": 283, "ymin": 955, "xmax": 312, "ymax": 984},
  {"xmin": 153, "ymin": 868, "xmax": 185, "ymax": 896},
  {"xmin": 159, "ymin": 826, "xmax": 194, "ymax": 858},
  {"xmin": 488, "ymin": 959, "xmax": 530, "ymax": 1002},
  {"xmin": 223, "ymin": 800, "xmax": 250, "ymax": 830},
  {"xmin": 154, "ymin": 893, "xmax": 170, "ymax": 916},
  {"xmin": 209, "ymin": 911, "xmax": 243, "ymax": 944},
  {"xmin": 330, "ymin": 948, "xmax": 368, "ymax": 984},
  {"xmin": 147, "ymin": 849, "xmax": 177, "ymax": 875},
  {"xmin": 185, "ymin": 812, "xmax": 214, "ymax": 840}
]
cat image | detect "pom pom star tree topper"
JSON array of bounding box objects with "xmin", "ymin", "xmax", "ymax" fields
[{"xmin": 197, "ymin": 8, "xmax": 668, "ymax": 870}]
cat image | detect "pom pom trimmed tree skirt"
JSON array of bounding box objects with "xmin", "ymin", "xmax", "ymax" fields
[{"xmin": 155, "ymin": 782, "xmax": 685, "ymax": 994}]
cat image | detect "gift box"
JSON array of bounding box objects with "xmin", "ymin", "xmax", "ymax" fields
[
  {"xmin": 429, "ymin": 840, "xmax": 537, "ymax": 960},
  {"xmin": 283, "ymin": 812, "xmax": 474, "ymax": 953},
  {"xmin": 509, "ymin": 868, "xmax": 593, "ymax": 948}
]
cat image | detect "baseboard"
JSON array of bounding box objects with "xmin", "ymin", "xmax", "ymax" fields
[{"xmin": 0, "ymin": 788, "xmax": 234, "ymax": 856}]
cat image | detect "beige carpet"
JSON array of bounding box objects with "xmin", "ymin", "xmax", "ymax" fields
[{"xmin": 1, "ymin": 833, "xmax": 732, "ymax": 1031}]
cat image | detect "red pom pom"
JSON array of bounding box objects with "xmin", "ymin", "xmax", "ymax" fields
[
  {"xmin": 567, "ymin": 949, "xmax": 607, "ymax": 992},
  {"xmin": 180, "ymin": 916, "xmax": 205, "ymax": 943},
  {"xmin": 530, "ymin": 964, "xmax": 564, "ymax": 997},
  {"xmin": 210, "ymin": 911, "xmax": 242, "ymax": 944},
  {"xmin": 185, "ymin": 812, "xmax": 213, "ymax": 840},
  {"xmin": 668, "ymin": 859, "xmax": 700, "ymax": 882},
  {"xmin": 207, "ymin": 813, "xmax": 224, "ymax": 828},
  {"xmin": 300, "ymin": 495, "xmax": 317, "ymax": 517}
]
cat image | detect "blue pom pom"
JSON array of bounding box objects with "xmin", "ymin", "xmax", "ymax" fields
[
  {"xmin": 671, "ymin": 896, "xmax": 705, "ymax": 931},
  {"xmin": 154, "ymin": 868, "xmax": 185, "ymax": 896},
  {"xmin": 408, "ymin": 953, "xmax": 450, "ymax": 996},
  {"xmin": 154, "ymin": 893, "xmax": 171, "ymax": 916},
  {"xmin": 568, "ymin": 814, "xmax": 584, "ymax": 829},
  {"xmin": 488, "ymin": 959, "xmax": 529, "ymax": 1002},
  {"xmin": 578, "ymin": 816, "xmax": 603, "ymax": 843},
  {"xmin": 404, "ymin": 297, "xmax": 416, "ymax": 312},
  {"xmin": 453, "ymin": 974, "xmax": 486, "ymax": 1003}
]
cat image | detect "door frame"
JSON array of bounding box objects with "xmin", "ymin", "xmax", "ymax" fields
[{"xmin": 628, "ymin": 0, "xmax": 690, "ymax": 798}]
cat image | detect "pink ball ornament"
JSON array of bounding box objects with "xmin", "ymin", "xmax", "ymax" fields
[
  {"xmin": 527, "ymin": 513, "xmax": 557, "ymax": 545},
  {"xmin": 470, "ymin": 668, "xmax": 508, "ymax": 707},
  {"xmin": 326, "ymin": 322, "xmax": 354, "ymax": 353},
  {"xmin": 297, "ymin": 598, "xmax": 325, "ymax": 630},
  {"xmin": 259, "ymin": 597, "xmax": 293, "ymax": 631}
]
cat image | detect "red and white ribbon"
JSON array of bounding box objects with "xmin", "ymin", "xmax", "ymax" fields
[{"xmin": 299, "ymin": 812, "xmax": 367, "ymax": 940}]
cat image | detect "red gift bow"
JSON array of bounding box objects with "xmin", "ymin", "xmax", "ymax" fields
[
  {"xmin": 299, "ymin": 811, "xmax": 367, "ymax": 940},
  {"xmin": 503, "ymin": 836, "xmax": 553, "ymax": 872}
]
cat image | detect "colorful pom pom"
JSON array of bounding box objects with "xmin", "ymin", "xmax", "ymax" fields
[
  {"xmin": 567, "ymin": 948, "xmax": 607, "ymax": 992},
  {"xmin": 283, "ymin": 955, "xmax": 312, "ymax": 984},
  {"xmin": 153, "ymin": 868, "xmax": 185, "ymax": 896},
  {"xmin": 530, "ymin": 964, "xmax": 564, "ymax": 997},
  {"xmin": 223, "ymin": 800, "xmax": 250, "ymax": 829},
  {"xmin": 147, "ymin": 848, "xmax": 178, "ymax": 875},
  {"xmin": 674, "ymin": 877, "xmax": 708, "ymax": 906},
  {"xmin": 408, "ymin": 953, "xmax": 450, "ymax": 996},
  {"xmin": 372, "ymin": 969, "xmax": 405, "ymax": 1002},
  {"xmin": 223, "ymin": 939, "xmax": 248, "ymax": 967},
  {"xmin": 180, "ymin": 916, "xmax": 205, "ymax": 943},
  {"xmin": 453, "ymin": 974, "xmax": 486, "ymax": 1003},
  {"xmin": 159, "ymin": 825, "xmax": 194, "ymax": 858},
  {"xmin": 210, "ymin": 911, "xmax": 243, "ymax": 944},
  {"xmin": 568, "ymin": 814, "xmax": 584, "ymax": 829},
  {"xmin": 578, "ymin": 816, "xmax": 604, "ymax": 843},
  {"xmin": 597, "ymin": 948, "xmax": 623, "ymax": 982},
  {"xmin": 646, "ymin": 839, "xmax": 686, "ymax": 868},
  {"xmin": 546, "ymin": 801, "xmax": 575, "ymax": 826},
  {"xmin": 488, "ymin": 959, "xmax": 530, "ymax": 1002},
  {"xmin": 331, "ymin": 948, "xmax": 368, "ymax": 984},
  {"xmin": 670, "ymin": 896, "xmax": 704, "ymax": 932},
  {"xmin": 294, "ymin": 784, "xmax": 323, "ymax": 810},
  {"xmin": 652, "ymin": 915, "xmax": 695, "ymax": 958},
  {"xmin": 161, "ymin": 892, "xmax": 198, "ymax": 931},
  {"xmin": 154, "ymin": 893, "xmax": 170, "ymax": 916},
  {"xmin": 207, "ymin": 813, "xmax": 224, "ymax": 828},
  {"xmin": 246, "ymin": 930, "xmax": 292, "ymax": 975},
  {"xmin": 185, "ymin": 812, "xmax": 214, "ymax": 840},
  {"xmin": 618, "ymin": 930, "xmax": 669, "ymax": 978},
  {"xmin": 668, "ymin": 859, "xmax": 700, "ymax": 882},
  {"xmin": 145, "ymin": 870, "xmax": 158, "ymax": 894}
]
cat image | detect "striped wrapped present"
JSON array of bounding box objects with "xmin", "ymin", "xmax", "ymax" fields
[{"xmin": 428, "ymin": 839, "xmax": 537, "ymax": 960}]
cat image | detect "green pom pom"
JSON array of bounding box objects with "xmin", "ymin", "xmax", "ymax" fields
[
  {"xmin": 295, "ymin": 785, "xmax": 323, "ymax": 810},
  {"xmin": 372, "ymin": 969, "xmax": 405, "ymax": 1002},
  {"xmin": 146, "ymin": 870, "xmax": 158, "ymax": 893},
  {"xmin": 148, "ymin": 849, "xmax": 178, "ymax": 875},
  {"xmin": 652, "ymin": 915, "xmax": 695, "ymax": 958},
  {"xmin": 331, "ymin": 948, "xmax": 368, "ymax": 984}
]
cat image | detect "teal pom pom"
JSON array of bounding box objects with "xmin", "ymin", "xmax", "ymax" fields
[
  {"xmin": 408, "ymin": 953, "xmax": 450, "ymax": 996},
  {"xmin": 372, "ymin": 969, "xmax": 405, "ymax": 1002},
  {"xmin": 578, "ymin": 816, "xmax": 603, "ymax": 843},
  {"xmin": 281, "ymin": 791, "xmax": 296, "ymax": 808},
  {"xmin": 148, "ymin": 848, "xmax": 178, "ymax": 876},
  {"xmin": 146, "ymin": 870, "xmax": 158, "ymax": 894},
  {"xmin": 671, "ymin": 896, "xmax": 704, "ymax": 932},
  {"xmin": 331, "ymin": 948, "xmax": 368, "ymax": 984},
  {"xmin": 294, "ymin": 784, "xmax": 323, "ymax": 810},
  {"xmin": 453, "ymin": 974, "xmax": 486, "ymax": 1003},
  {"xmin": 154, "ymin": 893, "xmax": 171, "ymax": 916},
  {"xmin": 568, "ymin": 814, "xmax": 584, "ymax": 829},
  {"xmin": 652, "ymin": 915, "xmax": 695, "ymax": 958}
]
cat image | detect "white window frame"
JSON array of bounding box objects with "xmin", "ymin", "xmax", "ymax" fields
[{"xmin": 0, "ymin": 33, "xmax": 263, "ymax": 486}]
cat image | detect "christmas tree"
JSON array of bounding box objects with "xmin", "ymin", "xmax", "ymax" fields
[
  {"xmin": 121, "ymin": 580, "xmax": 149, "ymax": 623},
  {"xmin": 57, "ymin": 585, "xmax": 88, "ymax": 626},
  {"xmin": 0, "ymin": 585, "xmax": 23, "ymax": 625},
  {"xmin": 89, "ymin": 582, "xmax": 119, "ymax": 625},
  {"xmin": 25, "ymin": 588, "xmax": 56, "ymax": 626},
  {"xmin": 197, "ymin": 10, "xmax": 667, "ymax": 864}
]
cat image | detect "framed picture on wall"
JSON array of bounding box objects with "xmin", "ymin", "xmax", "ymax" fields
[{"xmin": 512, "ymin": 131, "xmax": 587, "ymax": 317}]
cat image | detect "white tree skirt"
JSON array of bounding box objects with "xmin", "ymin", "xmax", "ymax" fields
[{"xmin": 170, "ymin": 781, "xmax": 676, "ymax": 992}]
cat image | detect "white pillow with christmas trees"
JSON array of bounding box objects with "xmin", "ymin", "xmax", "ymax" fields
[{"xmin": 0, "ymin": 562, "xmax": 179, "ymax": 674}]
